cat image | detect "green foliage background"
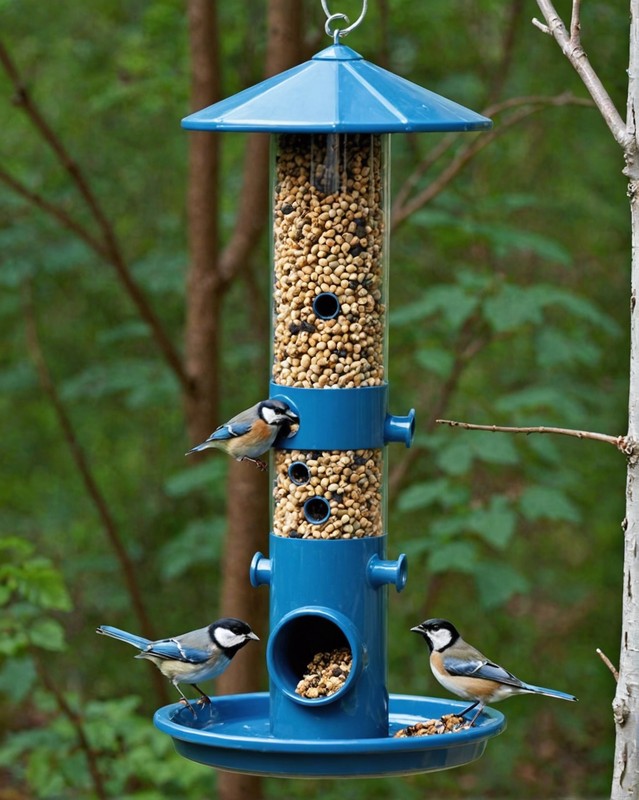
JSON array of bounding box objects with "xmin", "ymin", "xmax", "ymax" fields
[{"xmin": 0, "ymin": 0, "xmax": 630, "ymax": 797}]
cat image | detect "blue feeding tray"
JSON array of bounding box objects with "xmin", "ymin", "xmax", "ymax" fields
[{"xmin": 154, "ymin": 693, "xmax": 505, "ymax": 778}]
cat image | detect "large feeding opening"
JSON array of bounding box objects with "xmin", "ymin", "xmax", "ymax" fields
[{"xmin": 268, "ymin": 611, "xmax": 357, "ymax": 704}]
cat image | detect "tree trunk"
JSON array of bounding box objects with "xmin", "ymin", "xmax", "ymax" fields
[
  {"xmin": 216, "ymin": 5, "xmax": 303, "ymax": 799},
  {"xmin": 185, "ymin": 0, "xmax": 221, "ymax": 442},
  {"xmin": 183, "ymin": 3, "xmax": 303, "ymax": 798},
  {"xmin": 612, "ymin": 5, "xmax": 639, "ymax": 796}
]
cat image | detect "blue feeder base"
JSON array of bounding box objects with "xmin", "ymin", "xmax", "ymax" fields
[{"xmin": 153, "ymin": 693, "xmax": 505, "ymax": 779}]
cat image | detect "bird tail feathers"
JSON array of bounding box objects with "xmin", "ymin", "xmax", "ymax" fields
[
  {"xmin": 524, "ymin": 683, "xmax": 577, "ymax": 702},
  {"xmin": 96, "ymin": 625, "xmax": 150, "ymax": 651}
]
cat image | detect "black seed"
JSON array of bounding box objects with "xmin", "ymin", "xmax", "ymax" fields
[
  {"xmin": 300, "ymin": 320, "xmax": 316, "ymax": 333},
  {"xmin": 281, "ymin": 203, "xmax": 294, "ymax": 215},
  {"xmin": 289, "ymin": 323, "xmax": 301, "ymax": 334}
]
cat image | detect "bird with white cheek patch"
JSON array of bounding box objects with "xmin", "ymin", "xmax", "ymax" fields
[
  {"xmin": 186, "ymin": 399, "xmax": 299, "ymax": 470},
  {"xmin": 411, "ymin": 618, "xmax": 577, "ymax": 725},
  {"xmin": 97, "ymin": 618, "xmax": 259, "ymax": 715}
]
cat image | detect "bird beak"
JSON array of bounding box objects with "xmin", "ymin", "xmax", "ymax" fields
[
  {"xmin": 410, "ymin": 625, "xmax": 424, "ymax": 634},
  {"xmin": 286, "ymin": 410, "xmax": 300, "ymax": 423},
  {"xmin": 248, "ymin": 632, "xmax": 260, "ymax": 641}
]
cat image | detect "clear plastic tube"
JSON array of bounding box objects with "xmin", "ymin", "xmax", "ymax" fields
[{"xmin": 271, "ymin": 132, "xmax": 389, "ymax": 540}]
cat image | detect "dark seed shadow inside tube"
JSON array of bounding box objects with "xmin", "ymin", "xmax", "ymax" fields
[
  {"xmin": 288, "ymin": 461, "xmax": 311, "ymax": 485},
  {"xmin": 303, "ymin": 496, "xmax": 331, "ymax": 524},
  {"xmin": 271, "ymin": 614, "xmax": 351, "ymax": 696},
  {"xmin": 312, "ymin": 292, "xmax": 340, "ymax": 320}
]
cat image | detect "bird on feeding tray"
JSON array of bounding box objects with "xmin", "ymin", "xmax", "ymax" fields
[
  {"xmin": 410, "ymin": 618, "xmax": 577, "ymax": 725},
  {"xmin": 186, "ymin": 399, "xmax": 299, "ymax": 470},
  {"xmin": 96, "ymin": 618, "xmax": 259, "ymax": 715}
]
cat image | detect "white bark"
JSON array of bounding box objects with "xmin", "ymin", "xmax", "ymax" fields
[
  {"xmin": 613, "ymin": 3, "xmax": 639, "ymax": 795},
  {"xmin": 534, "ymin": 2, "xmax": 639, "ymax": 797}
]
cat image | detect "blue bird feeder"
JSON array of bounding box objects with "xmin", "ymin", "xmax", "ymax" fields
[{"xmin": 154, "ymin": 4, "xmax": 504, "ymax": 778}]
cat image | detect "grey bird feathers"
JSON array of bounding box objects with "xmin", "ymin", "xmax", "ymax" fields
[{"xmin": 97, "ymin": 618, "xmax": 259, "ymax": 714}]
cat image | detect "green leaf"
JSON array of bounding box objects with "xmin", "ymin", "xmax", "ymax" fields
[
  {"xmin": 482, "ymin": 284, "xmax": 546, "ymax": 333},
  {"xmin": 0, "ymin": 656, "xmax": 37, "ymax": 702},
  {"xmin": 158, "ymin": 517, "xmax": 225, "ymax": 580},
  {"xmin": 519, "ymin": 485, "xmax": 581, "ymax": 522},
  {"xmin": 415, "ymin": 346, "xmax": 454, "ymax": 378},
  {"xmin": 474, "ymin": 433, "xmax": 519, "ymax": 466},
  {"xmin": 164, "ymin": 460, "xmax": 228, "ymax": 498},
  {"xmin": 389, "ymin": 284, "xmax": 479, "ymax": 329},
  {"xmin": 397, "ymin": 478, "xmax": 452, "ymax": 512},
  {"xmin": 429, "ymin": 541, "xmax": 479, "ymax": 573},
  {"xmin": 474, "ymin": 561, "xmax": 529, "ymax": 609},
  {"xmin": 10, "ymin": 558, "xmax": 72, "ymax": 611},
  {"xmin": 436, "ymin": 439, "xmax": 475, "ymax": 475},
  {"xmin": 411, "ymin": 209, "xmax": 572, "ymax": 264},
  {"xmin": 61, "ymin": 360, "xmax": 179, "ymax": 409},
  {"xmin": 535, "ymin": 328, "xmax": 601, "ymax": 369},
  {"xmin": 436, "ymin": 433, "xmax": 519, "ymax": 475},
  {"xmin": 28, "ymin": 618, "xmax": 66, "ymax": 651},
  {"xmin": 495, "ymin": 386, "xmax": 586, "ymax": 419},
  {"xmin": 467, "ymin": 495, "xmax": 516, "ymax": 549}
]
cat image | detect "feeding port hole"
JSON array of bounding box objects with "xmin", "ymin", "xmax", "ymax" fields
[
  {"xmin": 288, "ymin": 461, "xmax": 311, "ymax": 485},
  {"xmin": 268, "ymin": 612, "xmax": 357, "ymax": 704},
  {"xmin": 303, "ymin": 496, "xmax": 331, "ymax": 524},
  {"xmin": 312, "ymin": 291, "xmax": 341, "ymax": 320}
]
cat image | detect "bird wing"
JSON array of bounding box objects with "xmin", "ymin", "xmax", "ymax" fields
[
  {"xmin": 208, "ymin": 420, "xmax": 253, "ymax": 441},
  {"xmin": 139, "ymin": 637, "xmax": 211, "ymax": 664},
  {"xmin": 443, "ymin": 655, "xmax": 524, "ymax": 689}
]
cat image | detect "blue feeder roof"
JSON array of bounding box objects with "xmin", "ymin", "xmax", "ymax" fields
[{"xmin": 182, "ymin": 43, "xmax": 492, "ymax": 133}]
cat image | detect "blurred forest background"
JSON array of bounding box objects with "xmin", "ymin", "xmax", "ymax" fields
[{"xmin": 0, "ymin": 0, "xmax": 632, "ymax": 797}]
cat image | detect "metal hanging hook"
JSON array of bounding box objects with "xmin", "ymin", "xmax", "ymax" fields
[{"xmin": 321, "ymin": 0, "xmax": 368, "ymax": 41}]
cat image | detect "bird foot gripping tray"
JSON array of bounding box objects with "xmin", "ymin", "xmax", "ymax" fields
[{"xmin": 155, "ymin": 6, "xmax": 504, "ymax": 779}]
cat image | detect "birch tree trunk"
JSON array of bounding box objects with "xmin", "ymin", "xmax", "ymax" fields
[
  {"xmin": 533, "ymin": 2, "xmax": 639, "ymax": 796},
  {"xmin": 614, "ymin": 4, "xmax": 639, "ymax": 794}
]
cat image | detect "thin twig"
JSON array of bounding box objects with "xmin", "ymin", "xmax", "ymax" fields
[
  {"xmin": 0, "ymin": 38, "xmax": 191, "ymax": 394},
  {"xmin": 392, "ymin": 93, "xmax": 592, "ymax": 229},
  {"xmin": 436, "ymin": 418, "xmax": 632, "ymax": 453},
  {"xmin": 22, "ymin": 285, "xmax": 169, "ymax": 705},
  {"xmin": 0, "ymin": 168, "xmax": 110, "ymax": 259},
  {"xmin": 388, "ymin": 314, "xmax": 491, "ymax": 498},
  {"xmin": 569, "ymin": 0, "xmax": 582, "ymax": 43},
  {"xmin": 533, "ymin": 0, "xmax": 631, "ymax": 149},
  {"xmin": 596, "ymin": 647, "xmax": 620, "ymax": 682},
  {"xmin": 36, "ymin": 661, "xmax": 108, "ymax": 800}
]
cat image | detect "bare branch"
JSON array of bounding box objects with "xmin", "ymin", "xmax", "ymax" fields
[
  {"xmin": 485, "ymin": 0, "xmax": 526, "ymax": 106},
  {"xmin": 392, "ymin": 93, "xmax": 592, "ymax": 229},
  {"xmin": 532, "ymin": 17, "xmax": 551, "ymax": 35},
  {"xmin": 597, "ymin": 647, "xmax": 620, "ymax": 682},
  {"xmin": 569, "ymin": 0, "xmax": 582, "ymax": 43},
  {"xmin": 36, "ymin": 661, "xmax": 108, "ymax": 800},
  {"xmin": 0, "ymin": 38, "xmax": 191, "ymax": 394},
  {"xmin": 533, "ymin": 0, "xmax": 631, "ymax": 149},
  {"xmin": 22, "ymin": 286, "xmax": 169, "ymax": 706},
  {"xmin": 436, "ymin": 418, "xmax": 631, "ymax": 452},
  {"xmin": 388, "ymin": 315, "xmax": 491, "ymax": 498},
  {"xmin": 0, "ymin": 168, "xmax": 110, "ymax": 259}
]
